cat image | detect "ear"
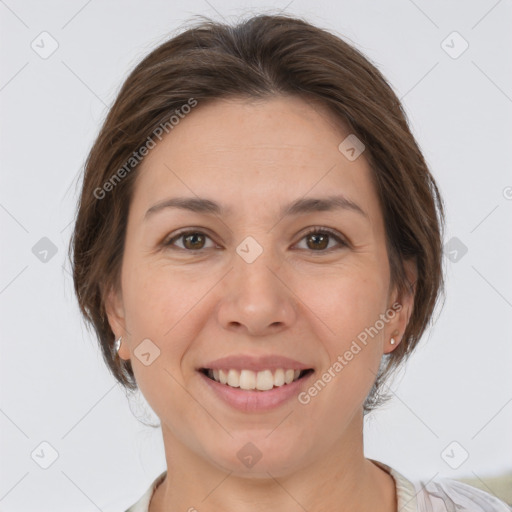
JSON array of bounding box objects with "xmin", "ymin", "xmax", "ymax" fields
[
  {"xmin": 383, "ymin": 257, "xmax": 417, "ymax": 355},
  {"xmin": 104, "ymin": 284, "xmax": 131, "ymax": 360}
]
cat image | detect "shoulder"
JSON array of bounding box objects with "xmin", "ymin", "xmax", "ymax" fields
[
  {"xmin": 413, "ymin": 477, "xmax": 511, "ymax": 511},
  {"xmin": 124, "ymin": 471, "xmax": 167, "ymax": 512},
  {"xmin": 370, "ymin": 459, "xmax": 511, "ymax": 512}
]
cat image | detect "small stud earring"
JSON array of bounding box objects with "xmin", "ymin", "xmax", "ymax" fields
[
  {"xmin": 114, "ymin": 337, "xmax": 122, "ymax": 353},
  {"xmin": 390, "ymin": 337, "xmax": 396, "ymax": 345}
]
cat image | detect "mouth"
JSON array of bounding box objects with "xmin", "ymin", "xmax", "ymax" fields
[{"xmin": 199, "ymin": 367, "xmax": 315, "ymax": 392}]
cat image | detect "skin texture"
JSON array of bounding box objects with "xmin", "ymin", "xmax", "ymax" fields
[{"xmin": 106, "ymin": 95, "xmax": 416, "ymax": 512}]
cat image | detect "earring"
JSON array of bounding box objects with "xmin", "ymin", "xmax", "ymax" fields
[
  {"xmin": 390, "ymin": 337, "xmax": 396, "ymax": 345},
  {"xmin": 114, "ymin": 337, "xmax": 122, "ymax": 353}
]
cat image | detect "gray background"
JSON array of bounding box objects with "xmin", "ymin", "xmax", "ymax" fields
[{"xmin": 1, "ymin": 0, "xmax": 511, "ymax": 510}]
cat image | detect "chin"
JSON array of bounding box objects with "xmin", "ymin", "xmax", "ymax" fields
[{"xmin": 203, "ymin": 438, "xmax": 310, "ymax": 479}]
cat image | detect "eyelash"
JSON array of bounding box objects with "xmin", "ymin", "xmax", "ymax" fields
[{"xmin": 163, "ymin": 226, "xmax": 348, "ymax": 253}]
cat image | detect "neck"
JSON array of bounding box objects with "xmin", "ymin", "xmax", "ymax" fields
[{"xmin": 149, "ymin": 412, "xmax": 396, "ymax": 512}]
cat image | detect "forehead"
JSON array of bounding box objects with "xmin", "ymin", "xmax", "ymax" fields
[{"xmin": 130, "ymin": 96, "xmax": 381, "ymax": 224}]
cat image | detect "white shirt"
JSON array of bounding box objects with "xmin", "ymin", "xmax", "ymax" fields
[{"xmin": 125, "ymin": 459, "xmax": 511, "ymax": 511}]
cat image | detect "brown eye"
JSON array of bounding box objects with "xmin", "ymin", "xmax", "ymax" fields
[
  {"xmin": 182, "ymin": 232, "xmax": 206, "ymax": 250},
  {"xmin": 296, "ymin": 227, "xmax": 347, "ymax": 252},
  {"xmin": 164, "ymin": 227, "xmax": 347, "ymax": 253},
  {"xmin": 306, "ymin": 232, "xmax": 329, "ymax": 250},
  {"xmin": 164, "ymin": 231, "xmax": 215, "ymax": 251}
]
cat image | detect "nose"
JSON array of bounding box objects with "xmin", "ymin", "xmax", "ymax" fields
[{"xmin": 216, "ymin": 241, "xmax": 297, "ymax": 337}]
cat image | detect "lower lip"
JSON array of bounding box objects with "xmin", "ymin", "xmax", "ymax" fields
[{"xmin": 198, "ymin": 371, "xmax": 314, "ymax": 412}]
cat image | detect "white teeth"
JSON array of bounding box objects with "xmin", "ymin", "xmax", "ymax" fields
[
  {"xmin": 256, "ymin": 370, "xmax": 274, "ymax": 391},
  {"xmin": 206, "ymin": 368, "xmax": 307, "ymax": 390},
  {"xmin": 239, "ymin": 369, "xmax": 256, "ymax": 390},
  {"xmin": 227, "ymin": 369, "xmax": 239, "ymax": 387},
  {"xmin": 274, "ymin": 368, "xmax": 285, "ymax": 386}
]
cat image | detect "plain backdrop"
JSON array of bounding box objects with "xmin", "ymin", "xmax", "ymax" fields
[{"xmin": 1, "ymin": 0, "xmax": 511, "ymax": 510}]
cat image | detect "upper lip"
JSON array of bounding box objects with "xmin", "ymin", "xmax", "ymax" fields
[{"xmin": 199, "ymin": 355, "xmax": 313, "ymax": 372}]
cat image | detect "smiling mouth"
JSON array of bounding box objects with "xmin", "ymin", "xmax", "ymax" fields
[{"xmin": 199, "ymin": 368, "xmax": 314, "ymax": 391}]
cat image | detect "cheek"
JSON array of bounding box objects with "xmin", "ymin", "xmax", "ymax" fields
[
  {"xmin": 121, "ymin": 263, "xmax": 196, "ymax": 407},
  {"xmin": 307, "ymin": 262, "xmax": 388, "ymax": 336},
  {"xmin": 122, "ymin": 259, "xmax": 212, "ymax": 364},
  {"xmin": 300, "ymin": 271, "xmax": 387, "ymax": 415},
  {"xmin": 123, "ymin": 254, "xmax": 191, "ymax": 323},
  {"xmin": 301, "ymin": 259, "xmax": 389, "ymax": 392}
]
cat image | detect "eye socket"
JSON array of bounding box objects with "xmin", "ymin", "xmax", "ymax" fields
[
  {"xmin": 295, "ymin": 226, "xmax": 348, "ymax": 252},
  {"xmin": 163, "ymin": 230, "xmax": 217, "ymax": 251},
  {"xmin": 163, "ymin": 226, "xmax": 348, "ymax": 253}
]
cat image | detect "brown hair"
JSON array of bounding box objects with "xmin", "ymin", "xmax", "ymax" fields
[{"xmin": 69, "ymin": 13, "xmax": 445, "ymax": 414}]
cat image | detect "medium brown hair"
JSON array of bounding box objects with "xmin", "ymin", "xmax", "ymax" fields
[{"xmin": 69, "ymin": 13, "xmax": 445, "ymax": 414}]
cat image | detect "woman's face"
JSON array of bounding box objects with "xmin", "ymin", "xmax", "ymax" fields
[{"xmin": 106, "ymin": 95, "xmax": 414, "ymax": 477}]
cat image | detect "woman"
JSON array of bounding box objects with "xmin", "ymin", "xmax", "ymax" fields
[{"xmin": 69, "ymin": 13, "xmax": 510, "ymax": 512}]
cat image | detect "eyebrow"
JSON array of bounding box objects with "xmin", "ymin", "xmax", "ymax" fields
[{"xmin": 144, "ymin": 194, "xmax": 368, "ymax": 221}]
